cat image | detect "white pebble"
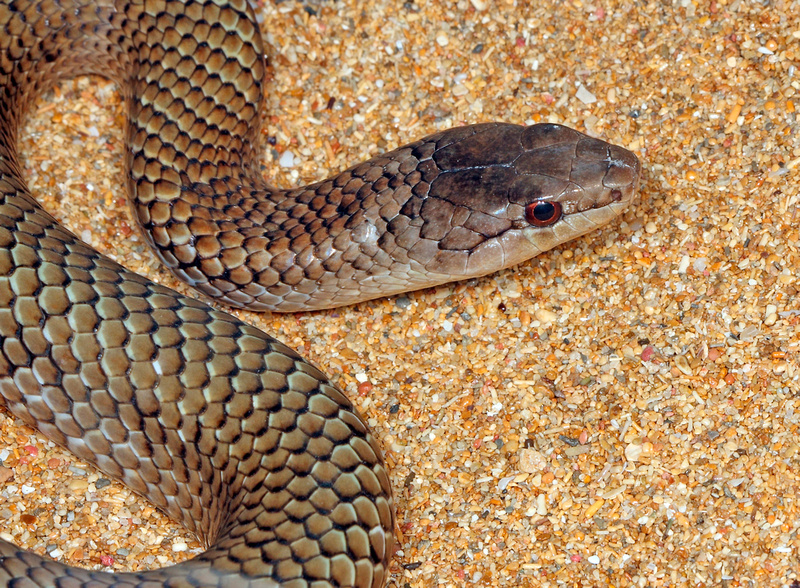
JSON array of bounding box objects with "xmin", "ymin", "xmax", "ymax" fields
[
  {"xmin": 279, "ymin": 150, "xmax": 296, "ymax": 168},
  {"xmin": 172, "ymin": 541, "xmax": 188, "ymax": 552},
  {"xmin": 575, "ymin": 84, "xmax": 597, "ymax": 104},
  {"xmin": 497, "ymin": 475, "xmax": 515, "ymax": 491},
  {"xmin": 588, "ymin": 555, "xmax": 600, "ymax": 565},
  {"xmin": 624, "ymin": 441, "xmax": 643, "ymax": 462},
  {"xmin": 764, "ymin": 304, "xmax": 778, "ymax": 326},
  {"xmin": 534, "ymin": 308, "xmax": 557, "ymax": 324},
  {"xmin": 536, "ymin": 493, "xmax": 547, "ymax": 515},
  {"xmin": 693, "ymin": 257, "xmax": 707, "ymax": 272}
]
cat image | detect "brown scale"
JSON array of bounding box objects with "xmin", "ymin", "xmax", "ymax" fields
[{"xmin": 0, "ymin": 0, "xmax": 639, "ymax": 586}]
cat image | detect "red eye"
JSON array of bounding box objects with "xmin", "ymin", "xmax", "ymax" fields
[{"xmin": 525, "ymin": 200, "xmax": 562, "ymax": 227}]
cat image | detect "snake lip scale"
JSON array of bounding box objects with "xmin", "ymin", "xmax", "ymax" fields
[{"xmin": 0, "ymin": 0, "xmax": 641, "ymax": 586}]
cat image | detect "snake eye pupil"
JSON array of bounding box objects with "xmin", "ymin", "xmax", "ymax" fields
[{"xmin": 525, "ymin": 201, "xmax": 563, "ymax": 227}]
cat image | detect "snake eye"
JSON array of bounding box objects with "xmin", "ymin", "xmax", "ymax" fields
[{"xmin": 525, "ymin": 200, "xmax": 563, "ymax": 227}]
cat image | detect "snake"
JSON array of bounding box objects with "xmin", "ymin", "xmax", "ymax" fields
[{"xmin": 0, "ymin": 0, "xmax": 641, "ymax": 585}]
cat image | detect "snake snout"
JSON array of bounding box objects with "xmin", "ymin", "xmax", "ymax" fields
[{"xmin": 603, "ymin": 145, "xmax": 641, "ymax": 205}]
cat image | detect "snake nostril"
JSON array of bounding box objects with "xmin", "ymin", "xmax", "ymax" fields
[{"xmin": 610, "ymin": 189, "xmax": 623, "ymax": 202}]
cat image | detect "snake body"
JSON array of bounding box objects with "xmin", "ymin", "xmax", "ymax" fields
[{"xmin": 0, "ymin": 0, "xmax": 640, "ymax": 586}]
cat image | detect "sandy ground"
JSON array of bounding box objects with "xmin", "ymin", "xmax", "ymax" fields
[{"xmin": 1, "ymin": 0, "xmax": 799, "ymax": 586}]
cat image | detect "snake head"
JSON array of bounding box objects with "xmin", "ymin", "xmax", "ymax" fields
[{"xmin": 404, "ymin": 123, "xmax": 641, "ymax": 279}]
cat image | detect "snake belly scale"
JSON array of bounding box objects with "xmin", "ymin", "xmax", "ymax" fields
[{"xmin": 0, "ymin": 0, "xmax": 641, "ymax": 586}]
